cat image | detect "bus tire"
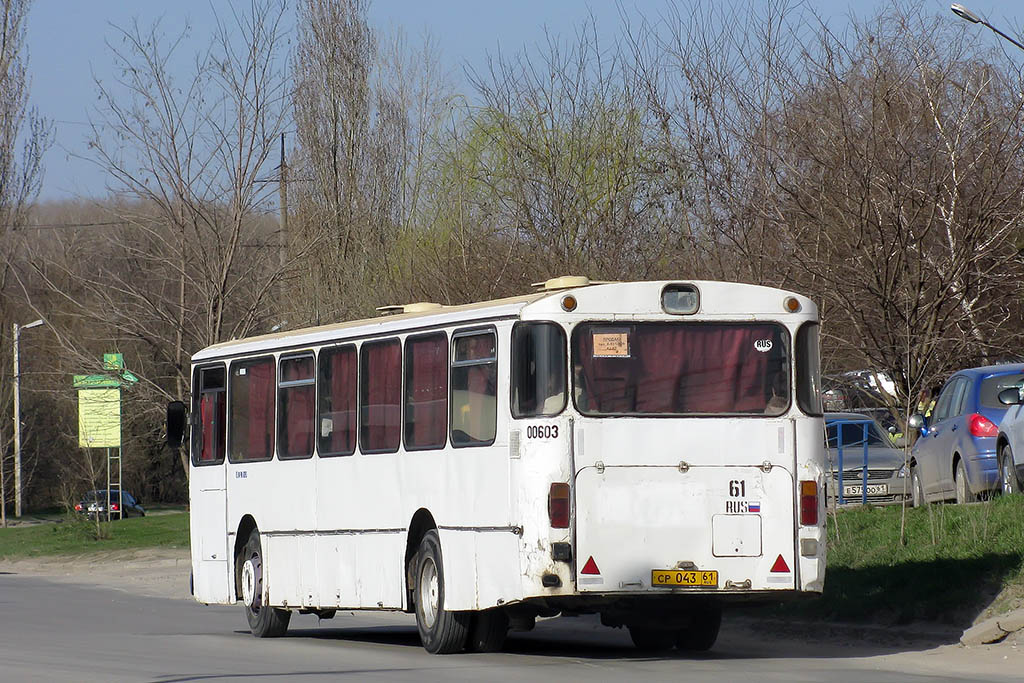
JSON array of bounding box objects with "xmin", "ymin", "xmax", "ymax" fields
[
  {"xmin": 240, "ymin": 528, "xmax": 290, "ymax": 638},
  {"xmin": 468, "ymin": 608, "xmax": 509, "ymax": 652},
  {"xmin": 628, "ymin": 625, "xmax": 675, "ymax": 651},
  {"xmin": 413, "ymin": 530, "xmax": 470, "ymax": 654},
  {"xmin": 676, "ymin": 602, "xmax": 721, "ymax": 652}
]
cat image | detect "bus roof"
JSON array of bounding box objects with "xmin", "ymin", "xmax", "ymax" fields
[{"xmin": 192, "ymin": 280, "xmax": 817, "ymax": 363}]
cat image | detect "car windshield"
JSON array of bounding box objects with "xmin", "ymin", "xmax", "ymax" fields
[
  {"xmin": 980, "ymin": 373, "xmax": 1024, "ymax": 409},
  {"xmin": 825, "ymin": 420, "xmax": 892, "ymax": 448}
]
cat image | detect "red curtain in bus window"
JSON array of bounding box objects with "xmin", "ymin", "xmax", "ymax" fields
[
  {"xmin": 280, "ymin": 357, "xmax": 314, "ymax": 458},
  {"xmin": 633, "ymin": 327, "xmax": 688, "ymax": 413},
  {"xmin": 321, "ymin": 348, "xmax": 356, "ymax": 455},
  {"xmin": 363, "ymin": 341, "xmax": 401, "ymax": 452},
  {"xmin": 246, "ymin": 360, "xmax": 276, "ymax": 459},
  {"xmin": 199, "ymin": 392, "xmax": 224, "ymax": 461},
  {"xmin": 406, "ymin": 335, "xmax": 447, "ymax": 449},
  {"xmin": 675, "ymin": 326, "xmax": 774, "ymax": 413}
]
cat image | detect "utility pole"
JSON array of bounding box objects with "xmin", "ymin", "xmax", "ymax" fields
[
  {"xmin": 13, "ymin": 318, "xmax": 44, "ymax": 518},
  {"xmin": 278, "ymin": 132, "xmax": 288, "ymax": 303}
]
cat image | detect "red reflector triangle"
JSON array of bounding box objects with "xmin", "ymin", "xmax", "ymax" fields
[
  {"xmin": 581, "ymin": 556, "xmax": 600, "ymax": 575},
  {"xmin": 770, "ymin": 554, "xmax": 790, "ymax": 573}
]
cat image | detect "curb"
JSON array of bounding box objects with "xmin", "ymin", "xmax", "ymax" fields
[{"xmin": 960, "ymin": 609, "xmax": 1024, "ymax": 646}]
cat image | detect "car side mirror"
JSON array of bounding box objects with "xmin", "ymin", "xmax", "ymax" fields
[
  {"xmin": 998, "ymin": 388, "xmax": 1022, "ymax": 406},
  {"xmin": 908, "ymin": 413, "xmax": 926, "ymax": 434},
  {"xmin": 167, "ymin": 401, "xmax": 186, "ymax": 449}
]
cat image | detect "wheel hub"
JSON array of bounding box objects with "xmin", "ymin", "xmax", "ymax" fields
[
  {"xmin": 241, "ymin": 557, "xmax": 261, "ymax": 609},
  {"xmin": 418, "ymin": 557, "xmax": 439, "ymax": 629}
]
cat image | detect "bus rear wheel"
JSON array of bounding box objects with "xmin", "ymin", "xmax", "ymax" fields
[
  {"xmin": 240, "ymin": 528, "xmax": 290, "ymax": 638},
  {"xmin": 413, "ymin": 530, "xmax": 470, "ymax": 654},
  {"xmin": 628, "ymin": 625, "xmax": 676, "ymax": 651},
  {"xmin": 468, "ymin": 608, "xmax": 509, "ymax": 652},
  {"xmin": 676, "ymin": 602, "xmax": 721, "ymax": 652}
]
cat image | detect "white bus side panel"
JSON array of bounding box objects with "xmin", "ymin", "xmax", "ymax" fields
[
  {"xmin": 227, "ymin": 457, "xmax": 318, "ymax": 607},
  {"xmin": 190, "ymin": 463, "xmax": 232, "ymax": 604}
]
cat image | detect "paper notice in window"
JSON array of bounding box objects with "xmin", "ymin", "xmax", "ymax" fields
[{"xmin": 593, "ymin": 332, "xmax": 630, "ymax": 358}]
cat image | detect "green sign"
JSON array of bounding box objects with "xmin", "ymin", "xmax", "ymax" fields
[{"xmin": 103, "ymin": 353, "xmax": 124, "ymax": 371}]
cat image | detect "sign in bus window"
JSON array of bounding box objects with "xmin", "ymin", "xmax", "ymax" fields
[
  {"xmin": 592, "ymin": 329, "xmax": 630, "ymax": 358},
  {"xmin": 451, "ymin": 331, "xmax": 497, "ymax": 446}
]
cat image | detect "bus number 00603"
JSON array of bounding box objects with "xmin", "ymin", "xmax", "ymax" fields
[{"xmin": 526, "ymin": 425, "xmax": 559, "ymax": 439}]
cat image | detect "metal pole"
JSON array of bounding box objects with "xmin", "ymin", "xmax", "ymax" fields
[
  {"xmin": 106, "ymin": 447, "xmax": 111, "ymax": 523},
  {"xmin": 13, "ymin": 322, "xmax": 21, "ymax": 518}
]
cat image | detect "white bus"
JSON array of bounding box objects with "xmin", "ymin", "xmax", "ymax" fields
[{"xmin": 167, "ymin": 278, "xmax": 826, "ymax": 654}]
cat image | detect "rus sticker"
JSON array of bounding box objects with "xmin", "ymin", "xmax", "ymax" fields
[{"xmin": 754, "ymin": 339, "xmax": 773, "ymax": 353}]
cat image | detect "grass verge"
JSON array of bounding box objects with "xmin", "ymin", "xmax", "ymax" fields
[
  {"xmin": 0, "ymin": 512, "xmax": 189, "ymax": 559},
  {"xmin": 754, "ymin": 495, "xmax": 1024, "ymax": 626}
]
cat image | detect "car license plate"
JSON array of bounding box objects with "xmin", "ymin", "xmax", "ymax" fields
[
  {"xmin": 843, "ymin": 484, "xmax": 888, "ymax": 496},
  {"xmin": 651, "ymin": 570, "xmax": 718, "ymax": 587},
  {"xmin": 87, "ymin": 504, "xmax": 100, "ymax": 512}
]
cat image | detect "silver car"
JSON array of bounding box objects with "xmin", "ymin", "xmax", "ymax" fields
[{"xmin": 825, "ymin": 412, "xmax": 910, "ymax": 506}]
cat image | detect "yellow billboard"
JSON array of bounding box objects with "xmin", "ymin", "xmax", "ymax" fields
[{"xmin": 78, "ymin": 388, "xmax": 121, "ymax": 448}]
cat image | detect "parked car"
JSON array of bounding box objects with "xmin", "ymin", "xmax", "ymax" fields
[
  {"xmin": 908, "ymin": 363, "xmax": 1024, "ymax": 505},
  {"xmin": 995, "ymin": 386, "xmax": 1024, "ymax": 495},
  {"xmin": 74, "ymin": 489, "xmax": 145, "ymax": 519},
  {"xmin": 825, "ymin": 413, "xmax": 909, "ymax": 506}
]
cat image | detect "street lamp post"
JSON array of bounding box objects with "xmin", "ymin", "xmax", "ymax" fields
[
  {"xmin": 951, "ymin": 4, "xmax": 1024, "ymax": 53},
  {"xmin": 12, "ymin": 318, "xmax": 44, "ymax": 519}
]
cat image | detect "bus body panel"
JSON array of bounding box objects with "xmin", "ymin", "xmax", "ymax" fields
[
  {"xmin": 189, "ymin": 463, "xmax": 232, "ymax": 604},
  {"xmin": 574, "ymin": 464, "xmax": 796, "ymax": 593}
]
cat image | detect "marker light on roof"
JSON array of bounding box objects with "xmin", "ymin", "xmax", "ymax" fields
[
  {"xmin": 784, "ymin": 297, "xmax": 801, "ymax": 313},
  {"xmin": 561, "ymin": 295, "xmax": 577, "ymax": 312}
]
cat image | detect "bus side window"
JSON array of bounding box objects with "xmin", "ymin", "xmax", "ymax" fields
[
  {"xmin": 278, "ymin": 354, "xmax": 315, "ymax": 459},
  {"xmin": 451, "ymin": 329, "xmax": 497, "ymax": 446},
  {"xmin": 404, "ymin": 332, "xmax": 448, "ymax": 450},
  {"xmin": 229, "ymin": 357, "xmax": 276, "ymax": 462},
  {"xmin": 359, "ymin": 339, "xmax": 402, "ymax": 454},
  {"xmin": 194, "ymin": 365, "xmax": 226, "ymax": 465},
  {"xmin": 318, "ymin": 345, "xmax": 357, "ymax": 456},
  {"xmin": 512, "ymin": 322, "xmax": 566, "ymax": 418}
]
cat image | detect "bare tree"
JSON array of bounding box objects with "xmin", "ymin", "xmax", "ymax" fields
[
  {"xmin": 27, "ymin": 1, "xmax": 291, "ymax": 479},
  {"xmin": 0, "ymin": 0, "xmax": 51, "ymax": 522}
]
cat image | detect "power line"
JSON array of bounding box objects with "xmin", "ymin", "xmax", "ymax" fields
[{"xmin": 6, "ymin": 221, "xmax": 128, "ymax": 231}]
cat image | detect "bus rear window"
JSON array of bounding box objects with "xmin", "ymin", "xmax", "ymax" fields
[{"xmin": 571, "ymin": 322, "xmax": 790, "ymax": 416}]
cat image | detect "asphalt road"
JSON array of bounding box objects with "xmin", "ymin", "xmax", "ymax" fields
[{"xmin": 0, "ymin": 574, "xmax": 1018, "ymax": 682}]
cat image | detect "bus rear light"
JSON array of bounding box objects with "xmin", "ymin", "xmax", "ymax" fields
[
  {"xmin": 548, "ymin": 483, "xmax": 570, "ymax": 529},
  {"xmin": 968, "ymin": 413, "xmax": 998, "ymax": 438},
  {"xmin": 799, "ymin": 480, "xmax": 818, "ymax": 526}
]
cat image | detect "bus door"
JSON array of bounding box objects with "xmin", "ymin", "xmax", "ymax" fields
[
  {"xmin": 570, "ymin": 322, "xmax": 799, "ymax": 594},
  {"xmin": 190, "ymin": 364, "xmax": 232, "ymax": 604}
]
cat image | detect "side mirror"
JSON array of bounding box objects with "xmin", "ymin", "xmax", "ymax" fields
[
  {"xmin": 908, "ymin": 413, "xmax": 926, "ymax": 434},
  {"xmin": 167, "ymin": 400, "xmax": 186, "ymax": 449},
  {"xmin": 998, "ymin": 387, "xmax": 1022, "ymax": 406}
]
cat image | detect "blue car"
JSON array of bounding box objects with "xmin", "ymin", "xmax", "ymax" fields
[{"xmin": 909, "ymin": 363, "xmax": 1024, "ymax": 505}]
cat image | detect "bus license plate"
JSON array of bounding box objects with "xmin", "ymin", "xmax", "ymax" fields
[
  {"xmin": 651, "ymin": 570, "xmax": 718, "ymax": 587},
  {"xmin": 843, "ymin": 484, "xmax": 888, "ymax": 496}
]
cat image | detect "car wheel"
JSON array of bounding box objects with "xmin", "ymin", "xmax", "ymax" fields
[
  {"xmin": 413, "ymin": 530, "xmax": 470, "ymax": 654},
  {"xmin": 1001, "ymin": 446, "xmax": 1020, "ymax": 495},
  {"xmin": 628, "ymin": 625, "xmax": 676, "ymax": 652},
  {"xmin": 676, "ymin": 601, "xmax": 722, "ymax": 652},
  {"xmin": 911, "ymin": 468, "xmax": 925, "ymax": 508},
  {"xmin": 954, "ymin": 460, "xmax": 971, "ymax": 505},
  {"xmin": 240, "ymin": 528, "xmax": 290, "ymax": 637}
]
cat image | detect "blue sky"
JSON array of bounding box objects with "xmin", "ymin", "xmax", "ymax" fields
[{"xmin": 25, "ymin": 0, "xmax": 1015, "ymax": 201}]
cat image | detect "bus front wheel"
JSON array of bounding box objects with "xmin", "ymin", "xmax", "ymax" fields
[
  {"xmin": 413, "ymin": 530, "xmax": 470, "ymax": 654},
  {"xmin": 240, "ymin": 528, "xmax": 291, "ymax": 638}
]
